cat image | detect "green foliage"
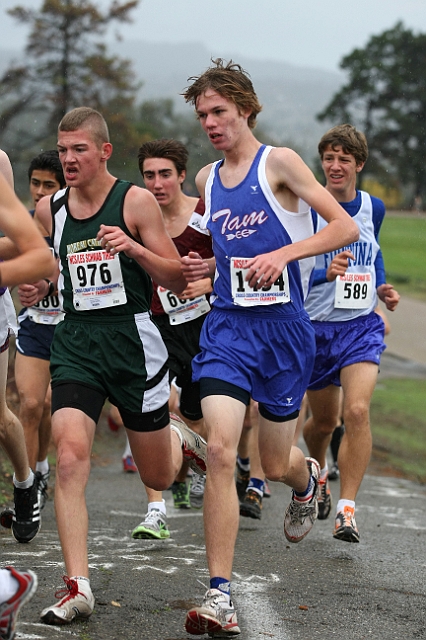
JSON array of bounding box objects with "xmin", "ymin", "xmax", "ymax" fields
[
  {"xmin": 380, "ymin": 215, "xmax": 426, "ymax": 299},
  {"xmin": 371, "ymin": 378, "xmax": 426, "ymax": 482},
  {"xmin": 0, "ymin": 0, "xmax": 140, "ymax": 163},
  {"xmin": 121, "ymin": 97, "xmax": 222, "ymax": 193},
  {"xmin": 128, "ymin": 98, "xmax": 279, "ymax": 194},
  {"xmin": 318, "ymin": 22, "xmax": 426, "ymax": 204}
]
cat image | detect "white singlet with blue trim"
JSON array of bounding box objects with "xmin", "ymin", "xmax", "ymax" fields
[{"xmin": 305, "ymin": 190, "xmax": 379, "ymax": 322}]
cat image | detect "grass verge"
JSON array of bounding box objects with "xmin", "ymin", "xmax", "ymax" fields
[
  {"xmin": 380, "ymin": 215, "xmax": 426, "ymax": 301},
  {"xmin": 370, "ymin": 378, "xmax": 426, "ymax": 483}
]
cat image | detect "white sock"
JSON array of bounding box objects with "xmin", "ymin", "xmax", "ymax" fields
[
  {"xmin": 0, "ymin": 569, "xmax": 19, "ymax": 604},
  {"xmin": 13, "ymin": 470, "xmax": 34, "ymax": 489},
  {"xmin": 70, "ymin": 576, "xmax": 91, "ymax": 590},
  {"xmin": 320, "ymin": 463, "xmax": 329, "ymax": 480},
  {"xmin": 122, "ymin": 436, "xmax": 132, "ymax": 459},
  {"xmin": 36, "ymin": 457, "xmax": 49, "ymax": 475},
  {"xmin": 336, "ymin": 499, "xmax": 355, "ymax": 514},
  {"xmin": 148, "ymin": 500, "xmax": 166, "ymax": 515}
]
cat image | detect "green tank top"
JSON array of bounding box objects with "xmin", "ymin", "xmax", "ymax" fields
[{"xmin": 51, "ymin": 179, "xmax": 153, "ymax": 321}]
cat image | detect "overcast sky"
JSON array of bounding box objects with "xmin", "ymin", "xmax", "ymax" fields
[{"xmin": 1, "ymin": 0, "xmax": 426, "ymax": 72}]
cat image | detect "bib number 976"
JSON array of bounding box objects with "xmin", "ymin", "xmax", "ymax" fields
[
  {"xmin": 75, "ymin": 263, "xmax": 112, "ymax": 288},
  {"xmin": 69, "ymin": 250, "xmax": 127, "ymax": 310}
]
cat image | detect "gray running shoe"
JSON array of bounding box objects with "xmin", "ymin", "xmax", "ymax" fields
[
  {"xmin": 170, "ymin": 414, "xmax": 207, "ymax": 476},
  {"xmin": 35, "ymin": 467, "xmax": 50, "ymax": 510},
  {"xmin": 235, "ymin": 460, "xmax": 249, "ymax": 501},
  {"xmin": 239, "ymin": 488, "xmax": 262, "ymax": 520},
  {"xmin": 189, "ymin": 473, "xmax": 206, "ymax": 509},
  {"xmin": 40, "ymin": 576, "xmax": 94, "ymax": 625},
  {"xmin": 333, "ymin": 506, "xmax": 360, "ymax": 543},
  {"xmin": 284, "ymin": 457, "xmax": 320, "ymax": 543},
  {"xmin": 132, "ymin": 509, "xmax": 170, "ymax": 540},
  {"xmin": 317, "ymin": 472, "xmax": 332, "ymax": 520},
  {"xmin": 185, "ymin": 588, "xmax": 241, "ymax": 636},
  {"xmin": 328, "ymin": 462, "xmax": 340, "ymax": 480}
]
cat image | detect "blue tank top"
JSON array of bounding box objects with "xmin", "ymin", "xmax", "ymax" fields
[{"xmin": 203, "ymin": 145, "xmax": 315, "ymax": 317}]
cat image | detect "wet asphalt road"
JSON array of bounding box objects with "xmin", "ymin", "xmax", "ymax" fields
[{"xmin": 1, "ymin": 402, "xmax": 425, "ymax": 640}]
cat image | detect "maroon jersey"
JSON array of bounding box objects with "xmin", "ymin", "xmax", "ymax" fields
[{"xmin": 151, "ymin": 199, "xmax": 213, "ymax": 316}]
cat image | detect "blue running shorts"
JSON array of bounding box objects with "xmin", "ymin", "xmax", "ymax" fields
[
  {"xmin": 192, "ymin": 306, "xmax": 315, "ymax": 417},
  {"xmin": 16, "ymin": 315, "xmax": 56, "ymax": 361},
  {"xmin": 308, "ymin": 311, "xmax": 386, "ymax": 391}
]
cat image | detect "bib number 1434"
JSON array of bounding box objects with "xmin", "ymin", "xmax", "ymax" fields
[{"xmin": 230, "ymin": 257, "xmax": 290, "ymax": 306}]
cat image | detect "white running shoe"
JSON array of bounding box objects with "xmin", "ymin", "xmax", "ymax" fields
[
  {"xmin": 131, "ymin": 509, "xmax": 170, "ymax": 540},
  {"xmin": 185, "ymin": 588, "xmax": 240, "ymax": 636},
  {"xmin": 40, "ymin": 576, "xmax": 94, "ymax": 625},
  {"xmin": 0, "ymin": 566, "xmax": 38, "ymax": 640},
  {"xmin": 170, "ymin": 413, "xmax": 207, "ymax": 476},
  {"xmin": 284, "ymin": 457, "xmax": 320, "ymax": 543},
  {"xmin": 189, "ymin": 473, "xmax": 206, "ymax": 509}
]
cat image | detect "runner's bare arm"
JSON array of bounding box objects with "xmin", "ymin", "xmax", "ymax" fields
[
  {"xmin": 181, "ymin": 252, "xmax": 216, "ymax": 282},
  {"xmin": 18, "ymin": 258, "xmax": 60, "ymax": 307},
  {"xmin": 98, "ymin": 186, "xmax": 186, "ymax": 293},
  {"xmin": 377, "ymin": 283, "xmax": 400, "ymax": 312},
  {"xmin": 0, "ymin": 173, "xmax": 55, "ymax": 286},
  {"xmin": 34, "ymin": 195, "xmax": 53, "ymax": 237},
  {"xmin": 0, "ymin": 150, "xmax": 17, "ymax": 258},
  {"xmin": 326, "ymin": 250, "xmax": 356, "ymax": 282},
  {"xmin": 245, "ymin": 148, "xmax": 359, "ymax": 289},
  {"xmin": 0, "ymin": 149, "xmax": 14, "ymax": 189},
  {"xmin": 176, "ymin": 277, "xmax": 213, "ymax": 299}
]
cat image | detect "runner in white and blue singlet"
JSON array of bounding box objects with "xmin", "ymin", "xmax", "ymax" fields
[{"xmin": 302, "ymin": 124, "xmax": 400, "ymax": 544}]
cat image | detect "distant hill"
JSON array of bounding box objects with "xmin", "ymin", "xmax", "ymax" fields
[
  {"xmin": 112, "ymin": 41, "xmax": 345, "ymax": 161},
  {"xmin": 0, "ymin": 40, "xmax": 345, "ymax": 162}
]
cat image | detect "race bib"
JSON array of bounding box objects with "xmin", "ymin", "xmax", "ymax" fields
[
  {"xmin": 28, "ymin": 295, "xmax": 64, "ymax": 325},
  {"xmin": 230, "ymin": 257, "xmax": 290, "ymax": 307},
  {"xmin": 68, "ymin": 250, "xmax": 127, "ymax": 311},
  {"xmin": 157, "ymin": 287, "xmax": 210, "ymax": 325},
  {"xmin": 334, "ymin": 272, "xmax": 373, "ymax": 309}
]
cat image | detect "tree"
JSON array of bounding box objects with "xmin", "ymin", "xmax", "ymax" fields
[
  {"xmin": 0, "ymin": 0, "xmax": 141, "ymax": 166},
  {"xmin": 317, "ymin": 22, "xmax": 426, "ymax": 203}
]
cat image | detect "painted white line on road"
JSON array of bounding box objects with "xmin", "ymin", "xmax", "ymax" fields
[
  {"xmin": 18, "ymin": 621, "xmax": 77, "ymax": 637},
  {"xmin": 384, "ymin": 522, "xmax": 426, "ymax": 531},
  {"xmin": 236, "ymin": 578, "xmax": 291, "ymax": 639},
  {"xmin": 234, "ymin": 573, "xmax": 280, "ymax": 583},
  {"xmin": 133, "ymin": 564, "xmax": 178, "ymax": 574},
  {"xmin": 110, "ymin": 508, "xmax": 203, "ymax": 519}
]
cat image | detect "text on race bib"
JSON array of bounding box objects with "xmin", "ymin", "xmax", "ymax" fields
[
  {"xmin": 334, "ymin": 272, "xmax": 373, "ymax": 309},
  {"xmin": 68, "ymin": 250, "xmax": 127, "ymax": 310},
  {"xmin": 29, "ymin": 295, "xmax": 64, "ymax": 325},
  {"xmin": 157, "ymin": 287, "xmax": 210, "ymax": 325},
  {"xmin": 230, "ymin": 257, "xmax": 290, "ymax": 307}
]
